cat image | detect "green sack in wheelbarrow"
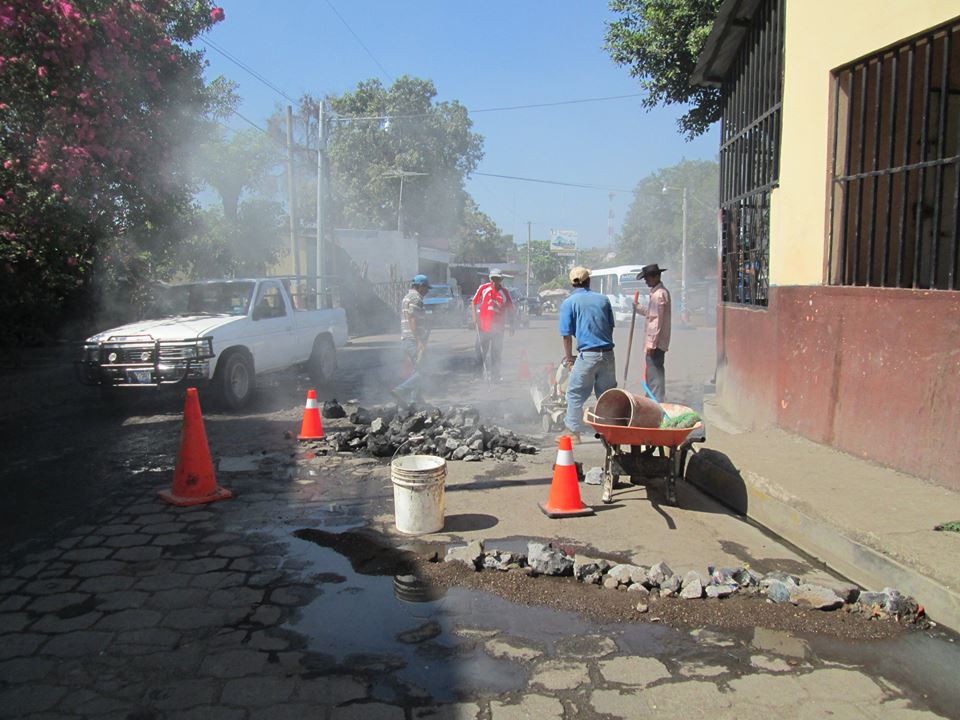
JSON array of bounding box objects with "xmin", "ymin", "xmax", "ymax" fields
[{"xmin": 660, "ymin": 410, "xmax": 701, "ymax": 429}]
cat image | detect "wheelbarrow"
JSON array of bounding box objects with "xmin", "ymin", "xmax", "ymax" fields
[{"xmin": 584, "ymin": 403, "xmax": 706, "ymax": 506}]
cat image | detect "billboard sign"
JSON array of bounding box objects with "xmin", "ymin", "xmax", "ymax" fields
[{"xmin": 549, "ymin": 229, "xmax": 578, "ymax": 255}]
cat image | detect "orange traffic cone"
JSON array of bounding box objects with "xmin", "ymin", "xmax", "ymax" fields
[
  {"xmin": 158, "ymin": 388, "xmax": 232, "ymax": 507},
  {"xmin": 298, "ymin": 389, "xmax": 324, "ymax": 440},
  {"xmin": 517, "ymin": 350, "xmax": 531, "ymax": 380},
  {"xmin": 539, "ymin": 435, "xmax": 594, "ymax": 518}
]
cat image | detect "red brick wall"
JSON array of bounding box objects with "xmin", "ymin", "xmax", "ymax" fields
[{"xmin": 717, "ymin": 287, "xmax": 960, "ymax": 490}]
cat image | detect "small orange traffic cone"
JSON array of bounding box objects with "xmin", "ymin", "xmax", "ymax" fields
[
  {"xmin": 298, "ymin": 389, "xmax": 324, "ymax": 440},
  {"xmin": 158, "ymin": 388, "xmax": 232, "ymax": 507},
  {"xmin": 517, "ymin": 350, "xmax": 531, "ymax": 380},
  {"xmin": 539, "ymin": 435, "xmax": 594, "ymax": 518}
]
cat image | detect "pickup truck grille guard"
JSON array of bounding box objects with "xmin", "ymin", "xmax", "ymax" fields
[{"xmin": 75, "ymin": 337, "xmax": 215, "ymax": 388}]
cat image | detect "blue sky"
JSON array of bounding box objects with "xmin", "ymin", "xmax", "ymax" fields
[{"xmin": 201, "ymin": 1, "xmax": 719, "ymax": 250}]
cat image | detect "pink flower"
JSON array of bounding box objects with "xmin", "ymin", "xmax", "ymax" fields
[
  {"xmin": 37, "ymin": 66, "xmax": 47, "ymax": 78},
  {"xmin": 37, "ymin": 162, "xmax": 49, "ymax": 174},
  {"xmin": 3, "ymin": 160, "xmax": 13, "ymax": 169},
  {"xmin": 52, "ymin": 183, "xmax": 62, "ymax": 192},
  {"xmin": 210, "ymin": 6, "xmax": 225, "ymax": 22}
]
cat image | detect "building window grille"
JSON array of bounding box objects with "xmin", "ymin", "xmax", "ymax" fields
[
  {"xmin": 828, "ymin": 19, "xmax": 960, "ymax": 291},
  {"xmin": 719, "ymin": 0, "xmax": 784, "ymax": 307}
]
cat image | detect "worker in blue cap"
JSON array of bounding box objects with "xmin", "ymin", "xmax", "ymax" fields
[{"xmin": 392, "ymin": 274, "xmax": 431, "ymax": 404}]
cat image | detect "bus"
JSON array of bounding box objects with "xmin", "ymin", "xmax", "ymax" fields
[{"xmin": 589, "ymin": 265, "xmax": 649, "ymax": 322}]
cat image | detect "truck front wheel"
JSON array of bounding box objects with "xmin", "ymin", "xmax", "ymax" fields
[
  {"xmin": 308, "ymin": 335, "xmax": 336, "ymax": 386},
  {"xmin": 215, "ymin": 352, "xmax": 254, "ymax": 410}
]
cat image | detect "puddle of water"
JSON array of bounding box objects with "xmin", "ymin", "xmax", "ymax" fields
[
  {"xmin": 282, "ymin": 527, "xmax": 960, "ymax": 712},
  {"xmin": 285, "ymin": 535, "xmax": 530, "ymax": 701}
]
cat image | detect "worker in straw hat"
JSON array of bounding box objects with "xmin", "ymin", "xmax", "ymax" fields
[
  {"xmin": 471, "ymin": 268, "xmax": 515, "ymax": 382},
  {"xmin": 558, "ymin": 266, "xmax": 617, "ymax": 443},
  {"xmin": 391, "ymin": 274, "xmax": 431, "ymax": 405},
  {"xmin": 633, "ymin": 263, "xmax": 671, "ymax": 402}
]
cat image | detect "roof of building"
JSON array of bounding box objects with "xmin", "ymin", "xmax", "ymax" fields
[{"xmin": 691, "ymin": 0, "xmax": 764, "ymax": 88}]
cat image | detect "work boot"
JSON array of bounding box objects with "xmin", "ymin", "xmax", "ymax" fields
[{"xmin": 561, "ymin": 431, "xmax": 581, "ymax": 445}]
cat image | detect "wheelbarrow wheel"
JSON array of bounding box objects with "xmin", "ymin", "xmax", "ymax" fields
[{"xmin": 541, "ymin": 413, "xmax": 553, "ymax": 433}]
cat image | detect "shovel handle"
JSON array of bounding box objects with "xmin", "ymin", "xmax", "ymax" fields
[{"xmin": 622, "ymin": 290, "xmax": 640, "ymax": 386}]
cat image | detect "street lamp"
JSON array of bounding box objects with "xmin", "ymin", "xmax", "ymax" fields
[
  {"xmin": 382, "ymin": 169, "xmax": 428, "ymax": 233},
  {"xmin": 661, "ymin": 185, "xmax": 688, "ymax": 323}
]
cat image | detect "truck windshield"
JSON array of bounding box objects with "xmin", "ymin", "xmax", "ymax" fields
[{"xmin": 145, "ymin": 282, "xmax": 256, "ymax": 318}]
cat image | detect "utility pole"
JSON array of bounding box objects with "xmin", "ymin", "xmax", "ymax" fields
[
  {"xmin": 285, "ymin": 105, "xmax": 300, "ymax": 278},
  {"xmin": 662, "ymin": 185, "xmax": 688, "ymax": 323},
  {"xmin": 681, "ymin": 186, "xmax": 688, "ymax": 323},
  {"xmin": 315, "ymin": 101, "xmax": 325, "ymax": 308},
  {"xmin": 526, "ymin": 221, "xmax": 531, "ymax": 297}
]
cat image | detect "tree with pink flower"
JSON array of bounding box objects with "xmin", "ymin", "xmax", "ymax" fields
[{"xmin": 0, "ymin": 0, "xmax": 227, "ymax": 344}]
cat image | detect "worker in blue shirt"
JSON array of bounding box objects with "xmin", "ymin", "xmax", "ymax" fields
[{"xmin": 558, "ymin": 266, "xmax": 617, "ymax": 443}]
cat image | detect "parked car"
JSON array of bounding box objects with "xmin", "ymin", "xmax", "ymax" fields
[
  {"xmin": 423, "ymin": 283, "xmax": 465, "ymax": 327},
  {"xmin": 524, "ymin": 296, "xmax": 542, "ymax": 316},
  {"xmin": 76, "ymin": 278, "xmax": 349, "ymax": 410}
]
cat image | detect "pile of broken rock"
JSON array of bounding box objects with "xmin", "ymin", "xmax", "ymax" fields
[
  {"xmin": 318, "ymin": 400, "xmax": 539, "ymax": 461},
  {"xmin": 444, "ymin": 540, "xmax": 927, "ymax": 624}
]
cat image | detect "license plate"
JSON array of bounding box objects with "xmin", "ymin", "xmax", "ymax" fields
[{"xmin": 127, "ymin": 369, "xmax": 153, "ymax": 384}]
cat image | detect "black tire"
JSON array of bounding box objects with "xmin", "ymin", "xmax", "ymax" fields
[
  {"xmin": 214, "ymin": 351, "xmax": 254, "ymax": 411},
  {"xmin": 308, "ymin": 335, "xmax": 337, "ymax": 386}
]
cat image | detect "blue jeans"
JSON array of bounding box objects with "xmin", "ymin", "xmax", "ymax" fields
[
  {"xmin": 565, "ymin": 350, "xmax": 617, "ymax": 433},
  {"xmin": 393, "ymin": 338, "xmax": 422, "ymax": 401}
]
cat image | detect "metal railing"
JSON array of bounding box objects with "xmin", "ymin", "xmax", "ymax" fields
[
  {"xmin": 828, "ymin": 20, "xmax": 960, "ymax": 290},
  {"xmin": 718, "ymin": 0, "xmax": 783, "ymax": 307}
]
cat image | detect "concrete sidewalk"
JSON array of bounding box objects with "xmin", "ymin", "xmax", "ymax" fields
[{"xmin": 687, "ymin": 396, "xmax": 960, "ymax": 632}]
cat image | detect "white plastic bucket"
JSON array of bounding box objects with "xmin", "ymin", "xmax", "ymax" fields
[{"xmin": 391, "ymin": 455, "xmax": 446, "ymax": 535}]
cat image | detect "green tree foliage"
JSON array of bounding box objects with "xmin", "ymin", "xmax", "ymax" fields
[
  {"xmin": 453, "ymin": 197, "xmax": 514, "ymax": 263},
  {"xmin": 194, "ymin": 127, "xmax": 279, "ymax": 223},
  {"xmin": 177, "ymin": 199, "xmax": 286, "ymax": 280},
  {"xmin": 0, "ymin": 0, "xmax": 226, "ymax": 343},
  {"xmin": 616, "ymin": 159, "xmax": 719, "ymax": 278},
  {"xmin": 605, "ymin": 0, "xmax": 722, "ymax": 139},
  {"xmin": 526, "ymin": 240, "xmax": 569, "ymax": 288},
  {"xmin": 275, "ymin": 77, "xmax": 484, "ymax": 240}
]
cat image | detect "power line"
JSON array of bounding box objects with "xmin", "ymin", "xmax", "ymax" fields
[
  {"xmin": 199, "ymin": 37, "xmax": 299, "ymax": 105},
  {"xmin": 470, "ymin": 93, "xmax": 644, "ymax": 113},
  {"xmin": 324, "ymin": 0, "xmax": 393, "ymax": 83},
  {"xmin": 199, "ymin": 33, "xmax": 643, "ymax": 122},
  {"xmin": 473, "ymin": 172, "xmax": 634, "ymax": 194}
]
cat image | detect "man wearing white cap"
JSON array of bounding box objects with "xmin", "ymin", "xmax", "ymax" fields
[
  {"xmin": 471, "ymin": 268, "xmax": 515, "ymax": 381},
  {"xmin": 558, "ymin": 266, "xmax": 617, "ymax": 443}
]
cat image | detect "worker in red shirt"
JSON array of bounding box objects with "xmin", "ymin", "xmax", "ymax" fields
[{"xmin": 471, "ymin": 268, "xmax": 515, "ymax": 382}]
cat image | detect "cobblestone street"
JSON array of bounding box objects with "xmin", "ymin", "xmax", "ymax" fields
[{"xmin": 1, "ymin": 324, "xmax": 957, "ymax": 719}]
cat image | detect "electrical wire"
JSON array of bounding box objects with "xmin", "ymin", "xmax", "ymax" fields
[
  {"xmin": 199, "ymin": 37, "xmax": 299, "ymax": 105},
  {"xmin": 324, "ymin": 0, "xmax": 394, "ymax": 82},
  {"xmin": 199, "ymin": 33, "xmax": 643, "ymax": 122},
  {"xmin": 473, "ymin": 172, "xmax": 634, "ymax": 194}
]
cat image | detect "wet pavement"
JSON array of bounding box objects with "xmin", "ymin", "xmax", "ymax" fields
[{"xmin": 1, "ymin": 320, "xmax": 958, "ymax": 718}]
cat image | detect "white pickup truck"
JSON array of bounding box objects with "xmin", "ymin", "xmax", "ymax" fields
[{"xmin": 77, "ymin": 278, "xmax": 349, "ymax": 409}]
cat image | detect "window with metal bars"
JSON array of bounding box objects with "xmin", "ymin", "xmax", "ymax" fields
[
  {"xmin": 828, "ymin": 19, "xmax": 960, "ymax": 291},
  {"xmin": 719, "ymin": 0, "xmax": 784, "ymax": 307}
]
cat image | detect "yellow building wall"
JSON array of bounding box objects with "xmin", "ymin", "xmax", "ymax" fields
[{"xmin": 770, "ymin": 0, "xmax": 960, "ymax": 286}]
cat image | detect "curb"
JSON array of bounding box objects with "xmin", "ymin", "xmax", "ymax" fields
[{"xmin": 686, "ymin": 448, "xmax": 960, "ymax": 633}]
